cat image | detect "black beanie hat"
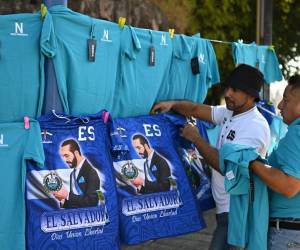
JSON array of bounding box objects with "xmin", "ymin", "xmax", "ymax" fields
[{"xmin": 223, "ymin": 64, "xmax": 265, "ymax": 99}]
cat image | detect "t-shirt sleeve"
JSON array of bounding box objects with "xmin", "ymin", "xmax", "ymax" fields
[
  {"xmin": 264, "ymin": 48, "xmax": 283, "ymax": 84},
  {"xmin": 211, "ymin": 105, "xmax": 228, "ymax": 125},
  {"xmin": 232, "ymin": 42, "xmax": 241, "ymax": 65},
  {"xmin": 24, "ymin": 120, "xmax": 45, "ymax": 167},
  {"xmin": 274, "ymin": 127, "xmax": 300, "ymax": 179},
  {"xmin": 206, "ymin": 40, "xmax": 220, "ymax": 86},
  {"xmin": 122, "ymin": 26, "xmax": 141, "ymax": 60},
  {"xmin": 40, "ymin": 11, "xmax": 57, "ymax": 58}
]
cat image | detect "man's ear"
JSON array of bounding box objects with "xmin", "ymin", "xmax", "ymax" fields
[{"xmin": 74, "ymin": 150, "xmax": 80, "ymax": 158}]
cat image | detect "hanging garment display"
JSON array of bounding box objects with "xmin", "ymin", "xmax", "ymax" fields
[
  {"xmin": 26, "ymin": 111, "xmax": 120, "ymax": 250},
  {"xmin": 232, "ymin": 41, "xmax": 283, "ymax": 84},
  {"xmin": 164, "ymin": 114, "xmax": 215, "ymax": 212},
  {"xmin": 183, "ymin": 34, "xmax": 220, "ymax": 103},
  {"xmin": 109, "ymin": 114, "xmax": 205, "ymax": 244},
  {"xmin": 166, "ymin": 34, "xmax": 195, "ymax": 100},
  {"xmin": 48, "ymin": 5, "xmax": 125, "ymax": 117},
  {"xmin": 116, "ymin": 28, "xmax": 173, "ymax": 117},
  {"xmin": 0, "ymin": 119, "xmax": 44, "ymax": 250},
  {"xmin": 0, "ymin": 11, "xmax": 55, "ymax": 122}
]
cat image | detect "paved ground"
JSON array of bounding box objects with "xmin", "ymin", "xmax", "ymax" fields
[{"xmin": 122, "ymin": 209, "xmax": 216, "ymax": 250}]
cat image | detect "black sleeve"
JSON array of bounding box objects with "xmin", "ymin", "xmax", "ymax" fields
[
  {"xmin": 64, "ymin": 167, "xmax": 100, "ymax": 208},
  {"xmin": 140, "ymin": 156, "xmax": 171, "ymax": 193}
]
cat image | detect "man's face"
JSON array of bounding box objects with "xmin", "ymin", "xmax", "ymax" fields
[
  {"xmin": 133, "ymin": 139, "xmax": 148, "ymax": 159},
  {"xmin": 278, "ymin": 85, "xmax": 300, "ymax": 125},
  {"xmin": 224, "ymin": 86, "xmax": 252, "ymax": 112},
  {"xmin": 60, "ymin": 145, "xmax": 77, "ymax": 168}
]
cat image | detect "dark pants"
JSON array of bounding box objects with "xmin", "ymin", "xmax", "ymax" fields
[{"xmin": 209, "ymin": 212, "xmax": 230, "ymax": 250}]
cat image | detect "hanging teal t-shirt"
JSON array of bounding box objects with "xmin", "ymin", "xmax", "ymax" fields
[
  {"xmin": 115, "ymin": 28, "xmax": 173, "ymax": 117},
  {"xmin": 220, "ymin": 143, "xmax": 269, "ymax": 250},
  {"xmin": 114, "ymin": 26, "xmax": 141, "ymax": 117},
  {"xmin": 49, "ymin": 6, "xmax": 123, "ymax": 117},
  {"xmin": 0, "ymin": 120, "xmax": 44, "ymax": 250},
  {"xmin": 184, "ymin": 34, "xmax": 220, "ymax": 103},
  {"xmin": 232, "ymin": 42, "xmax": 283, "ymax": 84},
  {"xmin": 0, "ymin": 12, "xmax": 55, "ymax": 121},
  {"xmin": 269, "ymin": 117, "xmax": 300, "ymax": 218},
  {"xmin": 166, "ymin": 34, "xmax": 194, "ymax": 100}
]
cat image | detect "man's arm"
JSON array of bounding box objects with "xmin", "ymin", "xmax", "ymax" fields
[
  {"xmin": 181, "ymin": 124, "xmax": 221, "ymax": 174},
  {"xmin": 140, "ymin": 156, "xmax": 171, "ymax": 193},
  {"xmin": 250, "ymin": 161, "xmax": 300, "ymax": 198},
  {"xmin": 151, "ymin": 100, "xmax": 213, "ymax": 123},
  {"xmin": 65, "ymin": 168, "xmax": 100, "ymax": 208}
]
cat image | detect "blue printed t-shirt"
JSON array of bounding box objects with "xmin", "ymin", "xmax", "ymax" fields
[
  {"xmin": 49, "ymin": 6, "xmax": 122, "ymax": 117},
  {"xmin": 184, "ymin": 34, "xmax": 220, "ymax": 103},
  {"xmin": 232, "ymin": 42, "xmax": 283, "ymax": 84},
  {"xmin": 116, "ymin": 28, "xmax": 173, "ymax": 117},
  {"xmin": 109, "ymin": 114, "xmax": 205, "ymax": 244},
  {"xmin": 0, "ymin": 12, "xmax": 55, "ymax": 121},
  {"xmin": 0, "ymin": 120, "xmax": 44, "ymax": 250},
  {"xmin": 269, "ymin": 117, "xmax": 300, "ymax": 218},
  {"xmin": 26, "ymin": 112, "xmax": 120, "ymax": 250}
]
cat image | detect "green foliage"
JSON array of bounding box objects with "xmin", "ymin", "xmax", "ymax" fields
[
  {"xmin": 273, "ymin": 0, "xmax": 300, "ymax": 75},
  {"xmin": 152, "ymin": 0, "xmax": 300, "ymax": 103}
]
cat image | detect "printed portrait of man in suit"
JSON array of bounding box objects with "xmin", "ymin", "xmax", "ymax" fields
[
  {"xmin": 130, "ymin": 134, "xmax": 171, "ymax": 194},
  {"xmin": 52, "ymin": 139, "xmax": 100, "ymax": 209}
]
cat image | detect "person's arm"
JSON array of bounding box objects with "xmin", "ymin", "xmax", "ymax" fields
[
  {"xmin": 250, "ymin": 161, "xmax": 300, "ymax": 198},
  {"xmin": 151, "ymin": 100, "xmax": 213, "ymax": 123},
  {"xmin": 65, "ymin": 169, "xmax": 100, "ymax": 208},
  {"xmin": 140, "ymin": 157, "xmax": 171, "ymax": 193},
  {"xmin": 181, "ymin": 124, "xmax": 221, "ymax": 174}
]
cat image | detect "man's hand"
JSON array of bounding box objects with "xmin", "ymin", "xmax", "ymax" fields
[
  {"xmin": 180, "ymin": 124, "xmax": 201, "ymax": 144},
  {"xmin": 52, "ymin": 186, "xmax": 68, "ymax": 201},
  {"xmin": 130, "ymin": 177, "xmax": 144, "ymax": 190},
  {"xmin": 151, "ymin": 101, "xmax": 175, "ymax": 114}
]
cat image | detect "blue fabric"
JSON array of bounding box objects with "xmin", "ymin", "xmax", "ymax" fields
[
  {"xmin": 219, "ymin": 143, "xmax": 269, "ymax": 250},
  {"xmin": 49, "ymin": 6, "xmax": 122, "ymax": 117},
  {"xmin": 26, "ymin": 111, "xmax": 120, "ymax": 250},
  {"xmin": 116, "ymin": 28, "xmax": 173, "ymax": 117},
  {"xmin": 268, "ymin": 227, "xmax": 300, "ymax": 250},
  {"xmin": 203, "ymin": 122, "xmax": 220, "ymax": 148},
  {"xmin": 184, "ymin": 34, "xmax": 220, "ymax": 103},
  {"xmin": 257, "ymin": 100, "xmax": 276, "ymax": 125},
  {"xmin": 0, "ymin": 12, "xmax": 55, "ymax": 121},
  {"xmin": 232, "ymin": 42, "xmax": 283, "ymax": 84},
  {"xmin": 166, "ymin": 34, "xmax": 194, "ymax": 100},
  {"xmin": 268, "ymin": 116, "xmax": 288, "ymax": 155},
  {"xmin": 268, "ymin": 117, "xmax": 300, "ymax": 219},
  {"xmin": 109, "ymin": 114, "xmax": 205, "ymax": 244},
  {"xmin": 0, "ymin": 120, "xmax": 44, "ymax": 250},
  {"xmin": 164, "ymin": 114, "xmax": 215, "ymax": 211}
]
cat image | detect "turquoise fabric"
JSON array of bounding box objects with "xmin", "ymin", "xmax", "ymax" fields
[
  {"xmin": 49, "ymin": 6, "xmax": 122, "ymax": 117},
  {"xmin": 269, "ymin": 117, "xmax": 300, "ymax": 218},
  {"xmin": 184, "ymin": 34, "xmax": 220, "ymax": 103},
  {"xmin": 166, "ymin": 34, "xmax": 194, "ymax": 100},
  {"xmin": 268, "ymin": 116, "xmax": 287, "ymax": 154},
  {"xmin": 116, "ymin": 28, "xmax": 173, "ymax": 117},
  {"xmin": 0, "ymin": 11, "xmax": 54, "ymax": 121},
  {"xmin": 220, "ymin": 143, "xmax": 269, "ymax": 250},
  {"xmin": 232, "ymin": 42, "xmax": 283, "ymax": 84},
  {"xmin": 0, "ymin": 120, "xmax": 44, "ymax": 250}
]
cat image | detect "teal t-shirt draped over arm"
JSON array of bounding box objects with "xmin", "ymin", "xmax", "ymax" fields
[{"xmin": 219, "ymin": 143, "xmax": 269, "ymax": 250}]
